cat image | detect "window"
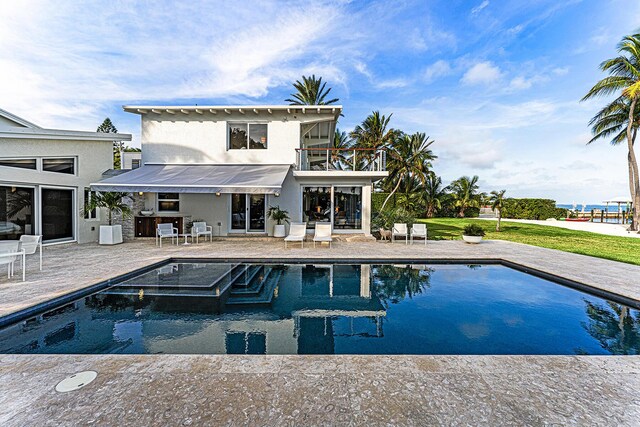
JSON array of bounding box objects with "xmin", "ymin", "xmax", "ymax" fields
[
  {"xmin": 302, "ymin": 186, "xmax": 363, "ymax": 230},
  {"xmin": 41, "ymin": 188, "xmax": 74, "ymax": 241},
  {"xmin": 228, "ymin": 123, "xmax": 267, "ymax": 149},
  {"xmin": 0, "ymin": 185, "xmax": 35, "ymax": 240},
  {"xmin": 84, "ymin": 188, "xmax": 97, "ymax": 219},
  {"xmin": 158, "ymin": 193, "xmax": 179, "ymax": 212},
  {"xmin": 131, "ymin": 159, "xmax": 141, "ymax": 169},
  {"xmin": 42, "ymin": 158, "xmax": 75, "ymax": 174},
  {"xmin": 0, "ymin": 159, "xmax": 37, "ymax": 170}
]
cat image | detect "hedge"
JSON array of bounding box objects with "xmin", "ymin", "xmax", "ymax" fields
[{"xmin": 501, "ymin": 198, "xmax": 567, "ymax": 220}]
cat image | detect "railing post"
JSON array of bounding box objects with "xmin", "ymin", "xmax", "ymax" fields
[
  {"xmin": 326, "ymin": 148, "xmax": 329, "ymax": 171},
  {"xmin": 353, "ymin": 149, "xmax": 356, "ymax": 171},
  {"xmin": 296, "ymin": 150, "xmax": 299, "ymax": 170}
]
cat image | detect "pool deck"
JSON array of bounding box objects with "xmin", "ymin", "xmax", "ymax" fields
[{"xmin": 1, "ymin": 238, "xmax": 640, "ymax": 425}]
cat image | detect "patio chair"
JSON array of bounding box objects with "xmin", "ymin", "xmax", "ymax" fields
[
  {"xmin": 19, "ymin": 235, "xmax": 43, "ymax": 270},
  {"xmin": 191, "ymin": 221, "xmax": 213, "ymax": 243},
  {"xmin": 313, "ymin": 223, "xmax": 333, "ymax": 248},
  {"xmin": 156, "ymin": 223, "xmax": 178, "ymax": 247},
  {"xmin": 0, "ymin": 241, "xmax": 24, "ymax": 280},
  {"xmin": 410, "ymin": 224, "xmax": 427, "ymax": 245},
  {"xmin": 392, "ymin": 223, "xmax": 408, "ymax": 244},
  {"xmin": 284, "ymin": 222, "xmax": 307, "ymax": 248}
]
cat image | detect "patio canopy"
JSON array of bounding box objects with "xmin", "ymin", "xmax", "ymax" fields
[{"xmin": 91, "ymin": 164, "xmax": 290, "ymax": 194}]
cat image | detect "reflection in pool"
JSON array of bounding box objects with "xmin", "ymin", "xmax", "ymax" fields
[{"xmin": 1, "ymin": 262, "xmax": 639, "ymax": 355}]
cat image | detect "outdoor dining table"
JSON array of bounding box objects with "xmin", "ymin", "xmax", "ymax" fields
[{"xmin": 0, "ymin": 240, "xmax": 26, "ymax": 281}]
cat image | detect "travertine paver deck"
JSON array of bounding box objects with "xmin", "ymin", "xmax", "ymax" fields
[
  {"xmin": 1, "ymin": 238, "xmax": 640, "ymax": 318},
  {"xmin": 1, "ymin": 238, "xmax": 640, "ymax": 426}
]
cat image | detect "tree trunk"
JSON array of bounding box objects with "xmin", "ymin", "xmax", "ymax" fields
[
  {"xmin": 496, "ymin": 210, "xmax": 501, "ymax": 232},
  {"xmin": 626, "ymin": 97, "xmax": 640, "ymax": 232},
  {"xmin": 380, "ymin": 179, "xmax": 403, "ymax": 212},
  {"xmin": 108, "ymin": 209, "xmax": 113, "ymax": 226},
  {"xmin": 628, "ymin": 151, "xmax": 637, "ymax": 230}
]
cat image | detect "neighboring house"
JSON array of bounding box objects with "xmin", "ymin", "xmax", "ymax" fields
[
  {"xmin": 0, "ymin": 108, "xmax": 132, "ymax": 244},
  {"xmin": 121, "ymin": 151, "xmax": 142, "ymax": 170},
  {"xmin": 92, "ymin": 105, "xmax": 387, "ymax": 237}
]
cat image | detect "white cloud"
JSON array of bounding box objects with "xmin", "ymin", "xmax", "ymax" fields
[
  {"xmin": 552, "ymin": 67, "xmax": 569, "ymax": 76},
  {"xmin": 471, "ymin": 1, "xmax": 490, "ymax": 15},
  {"xmin": 508, "ymin": 76, "xmax": 534, "ymax": 90},
  {"xmin": 461, "ymin": 61, "xmax": 502, "ymax": 85},
  {"xmin": 424, "ymin": 60, "xmax": 452, "ymax": 83}
]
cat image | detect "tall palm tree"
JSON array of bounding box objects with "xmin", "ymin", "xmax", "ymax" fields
[
  {"xmin": 583, "ymin": 33, "xmax": 640, "ymax": 231},
  {"xmin": 489, "ymin": 189, "xmax": 506, "ymax": 231},
  {"xmin": 587, "ymin": 96, "xmax": 639, "ymax": 228},
  {"xmin": 380, "ymin": 132, "xmax": 436, "ymax": 211},
  {"xmin": 285, "ymin": 75, "xmax": 339, "ymax": 105},
  {"xmin": 449, "ymin": 175, "xmax": 481, "ymax": 217},
  {"xmin": 424, "ymin": 173, "xmax": 446, "ymax": 218},
  {"xmin": 350, "ymin": 111, "xmax": 400, "ymax": 172},
  {"xmin": 331, "ymin": 129, "xmax": 353, "ymax": 170}
]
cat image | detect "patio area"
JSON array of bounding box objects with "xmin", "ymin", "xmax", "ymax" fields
[{"xmin": 1, "ymin": 238, "xmax": 640, "ymax": 425}]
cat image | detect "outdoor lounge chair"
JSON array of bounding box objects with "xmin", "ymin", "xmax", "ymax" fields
[
  {"xmin": 392, "ymin": 223, "xmax": 408, "ymax": 244},
  {"xmin": 19, "ymin": 235, "xmax": 43, "ymax": 270},
  {"xmin": 156, "ymin": 223, "xmax": 179, "ymax": 247},
  {"xmin": 313, "ymin": 223, "xmax": 333, "ymax": 248},
  {"xmin": 191, "ymin": 222, "xmax": 213, "ymax": 243},
  {"xmin": 410, "ymin": 224, "xmax": 427, "ymax": 245},
  {"xmin": 284, "ymin": 222, "xmax": 306, "ymax": 248}
]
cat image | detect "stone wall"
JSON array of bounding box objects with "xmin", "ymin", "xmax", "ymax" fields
[{"xmin": 111, "ymin": 193, "xmax": 145, "ymax": 241}]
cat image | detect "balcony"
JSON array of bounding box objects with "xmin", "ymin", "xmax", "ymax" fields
[{"xmin": 294, "ymin": 148, "xmax": 386, "ymax": 174}]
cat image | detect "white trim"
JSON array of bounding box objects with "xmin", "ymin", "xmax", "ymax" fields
[
  {"xmin": 0, "ymin": 128, "xmax": 131, "ymax": 141},
  {"xmin": 0, "ymin": 108, "xmax": 41, "ymax": 128}
]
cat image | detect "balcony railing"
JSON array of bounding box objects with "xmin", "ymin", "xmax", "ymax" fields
[{"xmin": 295, "ymin": 147, "xmax": 386, "ymax": 172}]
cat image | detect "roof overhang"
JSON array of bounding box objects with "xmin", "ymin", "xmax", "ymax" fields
[
  {"xmin": 123, "ymin": 105, "xmax": 342, "ymax": 120},
  {"xmin": 0, "ymin": 127, "xmax": 131, "ymax": 141},
  {"xmin": 293, "ymin": 170, "xmax": 388, "ymax": 181},
  {"xmin": 91, "ymin": 164, "xmax": 291, "ymax": 194}
]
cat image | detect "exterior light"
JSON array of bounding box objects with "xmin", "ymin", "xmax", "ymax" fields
[
  {"xmin": 215, "ymin": 192, "xmax": 221, "ymax": 197},
  {"xmin": 138, "ymin": 192, "xmax": 144, "ymax": 196},
  {"xmin": 275, "ymin": 192, "xmax": 280, "ymax": 197}
]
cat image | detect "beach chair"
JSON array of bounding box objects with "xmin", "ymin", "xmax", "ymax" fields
[{"xmin": 313, "ymin": 223, "xmax": 333, "ymax": 248}]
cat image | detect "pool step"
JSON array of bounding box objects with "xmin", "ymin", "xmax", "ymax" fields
[
  {"xmin": 226, "ymin": 269, "xmax": 282, "ymax": 306},
  {"xmin": 231, "ymin": 265, "xmax": 263, "ymax": 289},
  {"xmin": 230, "ymin": 267, "xmax": 273, "ymax": 296}
]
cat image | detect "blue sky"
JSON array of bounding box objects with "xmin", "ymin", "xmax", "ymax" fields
[{"xmin": 1, "ymin": 0, "xmax": 639, "ymax": 203}]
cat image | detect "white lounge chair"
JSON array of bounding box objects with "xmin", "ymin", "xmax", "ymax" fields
[
  {"xmin": 392, "ymin": 223, "xmax": 408, "ymax": 244},
  {"xmin": 284, "ymin": 222, "xmax": 306, "ymax": 248},
  {"xmin": 313, "ymin": 223, "xmax": 333, "ymax": 248},
  {"xmin": 0, "ymin": 242, "xmax": 25, "ymax": 281},
  {"xmin": 156, "ymin": 223, "xmax": 178, "ymax": 247},
  {"xmin": 191, "ymin": 221, "xmax": 213, "ymax": 243},
  {"xmin": 410, "ymin": 224, "xmax": 427, "ymax": 245},
  {"xmin": 19, "ymin": 235, "xmax": 43, "ymax": 270}
]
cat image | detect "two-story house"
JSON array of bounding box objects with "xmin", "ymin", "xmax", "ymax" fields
[{"xmin": 91, "ymin": 105, "xmax": 387, "ymax": 237}]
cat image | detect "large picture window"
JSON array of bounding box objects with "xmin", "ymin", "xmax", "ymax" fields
[
  {"xmin": 302, "ymin": 186, "xmax": 362, "ymax": 230},
  {"xmin": 0, "ymin": 185, "xmax": 35, "ymax": 240},
  {"xmin": 228, "ymin": 123, "xmax": 267, "ymax": 150}
]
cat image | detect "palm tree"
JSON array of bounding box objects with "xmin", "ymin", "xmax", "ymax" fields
[
  {"xmin": 380, "ymin": 132, "xmax": 436, "ymax": 211},
  {"xmin": 84, "ymin": 192, "xmax": 133, "ymax": 225},
  {"xmin": 583, "ymin": 33, "xmax": 640, "ymax": 231},
  {"xmin": 424, "ymin": 174, "xmax": 446, "ymax": 218},
  {"xmin": 350, "ymin": 111, "xmax": 399, "ymax": 171},
  {"xmin": 331, "ymin": 129, "xmax": 354, "ymax": 169},
  {"xmin": 449, "ymin": 175, "xmax": 481, "ymax": 217},
  {"xmin": 285, "ymin": 75, "xmax": 339, "ymax": 105},
  {"xmin": 489, "ymin": 189, "xmax": 506, "ymax": 231},
  {"xmin": 587, "ymin": 96, "xmax": 640, "ymax": 228}
]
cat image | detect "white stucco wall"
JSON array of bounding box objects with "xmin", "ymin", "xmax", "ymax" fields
[
  {"xmin": 0, "ymin": 138, "xmax": 114, "ymax": 243},
  {"xmin": 138, "ymin": 111, "xmax": 336, "ymax": 165}
]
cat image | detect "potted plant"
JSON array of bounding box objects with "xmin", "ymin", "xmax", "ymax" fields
[
  {"xmin": 462, "ymin": 223, "xmax": 485, "ymax": 244},
  {"xmin": 267, "ymin": 205, "xmax": 290, "ymax": 237},
  {"xmin": 84, "ymin": 192, "xmax": 133, "ymax": 245}
]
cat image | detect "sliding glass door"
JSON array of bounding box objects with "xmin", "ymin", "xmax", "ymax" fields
[
  {"xmin": 302, "ymin": 186, "xmax": 362, "ymax": 231},
  {"xmin": 41, "ymin": 188, "xmax": 74, "ymax": 242},
  {"xmin": 230, "ymin": 194, "xmax": 265, "ymax": 233},
  {"xmin": 0, "ymin": 185, "xmax": 35, "ymax": 240}
]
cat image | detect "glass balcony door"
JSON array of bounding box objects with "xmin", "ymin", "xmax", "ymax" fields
[{"xmin": 230, "ymin": 194, "xmax": 265, "ymax": 233}]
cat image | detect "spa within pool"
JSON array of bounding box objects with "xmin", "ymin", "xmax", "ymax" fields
[{"xmin": 1, "ymin": 262, "xmax": 639, "ymax": 355}]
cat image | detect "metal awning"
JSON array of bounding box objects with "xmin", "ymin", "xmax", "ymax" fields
[{"xmin": 91, "ymin": 164, "xmax": 290, "ymax": 194}]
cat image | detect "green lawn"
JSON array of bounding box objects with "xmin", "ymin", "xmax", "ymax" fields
[{"xmin": 417, "ymin": 218, "xmax": 640, "ymax": 266}]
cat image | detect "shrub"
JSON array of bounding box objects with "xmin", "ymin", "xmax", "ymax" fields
[
  {"xmin": 372, "ymin": 207, "xmax": 416, "ymax": 231},
  {"xmin": 501, "ymin": 198, "xmax": 567, "ymax": 220},
  {"xmin": 462, "ymin": 224, "xmax": 485, "ymax": 237}
]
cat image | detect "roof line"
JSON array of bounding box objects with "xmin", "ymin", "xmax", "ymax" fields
[{"xmin": 0, "ymin": 108, "xmax": 42, "ymax": 129}]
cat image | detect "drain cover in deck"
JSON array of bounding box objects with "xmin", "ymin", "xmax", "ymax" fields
[{"xmin": 55, "ymin": 371, "xmax": 97, "ymax": 392}]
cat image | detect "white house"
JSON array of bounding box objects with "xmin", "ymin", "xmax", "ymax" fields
[
  {"xmin": 0, "ymin": 108, "xmax": 132, "ymax": 244},
  {"xmin": 92, "ymin": 105, "xmax": 387, "ymax": 237}
]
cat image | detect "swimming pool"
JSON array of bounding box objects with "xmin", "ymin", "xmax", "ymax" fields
[{"xmin": 1, "ymin": 261, "xmax": 638, "ymax": 355}]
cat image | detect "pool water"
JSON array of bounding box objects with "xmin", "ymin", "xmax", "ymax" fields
[{"xmin": 1, "ymin": 262, "xmax": 639, "ymax": 355}]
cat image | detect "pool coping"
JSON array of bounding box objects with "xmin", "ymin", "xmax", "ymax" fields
[{"xmin": 1, "ymin": 256, "xmax": 639, "ymax": 330}]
